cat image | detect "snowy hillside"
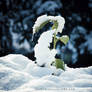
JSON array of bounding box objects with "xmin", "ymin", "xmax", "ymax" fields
[{"xmin": 0, "ymin": 54, "xmax": 92, "ymax": 92}]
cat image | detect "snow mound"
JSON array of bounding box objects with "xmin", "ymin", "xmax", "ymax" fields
[
  {"xmin": 0, "ymin": 54, "xmax": 92, "ymax": 92},
  {"xmin": 34, "ymin": 30, "xmax": 57, "ymax": 66}
]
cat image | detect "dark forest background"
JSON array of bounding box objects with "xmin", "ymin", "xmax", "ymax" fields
[{"xmin": 0, "ymin": 0, "xmax": 92, "ymax": 68}]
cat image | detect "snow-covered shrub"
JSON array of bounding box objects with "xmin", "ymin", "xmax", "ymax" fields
[{"xmin": 33, "ymin": 15, "xmax": 69, "ymax": 70}]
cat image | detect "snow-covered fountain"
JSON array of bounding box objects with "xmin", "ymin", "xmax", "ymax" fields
[{"xmin": 0, "ymin": 15, "xmax": 92, "ymax": 92}]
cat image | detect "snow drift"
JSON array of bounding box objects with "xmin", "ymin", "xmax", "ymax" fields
[{"xmin": 0, "ymin": 54, "xmax": 92, "ymax": 92}]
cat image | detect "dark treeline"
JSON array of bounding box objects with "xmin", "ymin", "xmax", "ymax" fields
[{"xmin": 0, "ymin": 0, "xmax": 92, "ymax": 67}]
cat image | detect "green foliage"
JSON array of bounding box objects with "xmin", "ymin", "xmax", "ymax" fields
[
  {"xmin": 54, "ymin": 35, "xmax": 69, "ymax": 70},
  {"xmin": 53, "ymin": 36, "xmax": 58, "ymax": 49},
  {"xmin": 52, "ymin": 21, "xmax": 58, "ymax": 49},
  {"xmin": 34, "ymin": 20, "xmax": 50, "ymax": 33},
  {"xmin": 51, "ymin": 19, "xmax": 69, "ymax": 71},
  {"xmin": 55, "ymin": 59, "xmax": 65, "ymax": 70},
  {"xmin": 52, "ymin": 21, "xmax": 58, "ymax": 30},
  {"xmin": 59, "ymin": 35, "xmax": 69, "ymax": 45}
]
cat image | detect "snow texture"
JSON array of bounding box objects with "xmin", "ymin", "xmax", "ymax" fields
[
  {"xmin": 33, "ymin": 15, "xmax": 49, "ymax": 34},
  {"xmin": 0, "ymin": 54, "xmax": 92, "ymax": 92},
  {"xmin": 48, "ymin": 15, "xmax": 65, "ymax": 33},
  {"xmin": 33, "ymin": 15, "xmax": 65, "ymax": 34},
  {"xmin": 34, "ymin": 30, "xmax": 57, "ymax": 66}
]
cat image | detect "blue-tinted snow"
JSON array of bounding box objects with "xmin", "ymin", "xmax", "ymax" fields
[{"xmin": 0, "ymin": 54, "xmax": 92, "ymax": 92}]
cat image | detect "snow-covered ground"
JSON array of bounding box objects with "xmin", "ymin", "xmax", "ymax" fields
[{"xmin": 0, "ymin": 54, "xmax": 92, "ymax": 92}]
